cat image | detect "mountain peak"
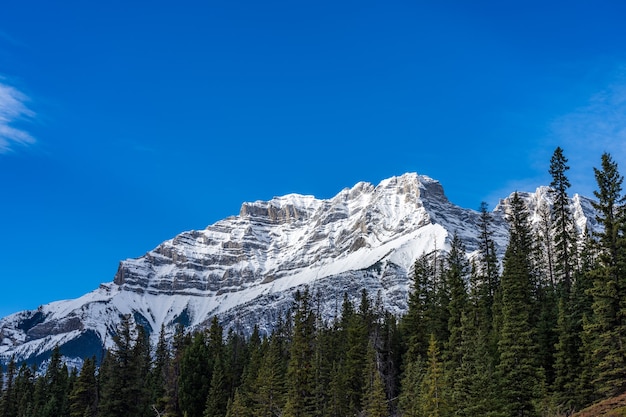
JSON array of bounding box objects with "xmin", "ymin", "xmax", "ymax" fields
[{"xmin": 0, "ymin": 172, "xmax": 596, "ymax": 366}]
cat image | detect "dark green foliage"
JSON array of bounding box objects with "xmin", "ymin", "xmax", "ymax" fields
[
  {"xmin": 150, "ymin": 324, "xmax": 171, "ymax": 416},
  {"xmin": 582, "ymin": 153, "xmax": 626, "ymax": 399},
  {"xmin": 225, "ymin": 388, "xmax": 249, "ymax": 417},
  {"xmin": 549, "ymin": 146, "xmax": 576, "ymax": 291},
  {"xmin": 203, "ymin": 354, "xmax": 228, "ymax": 417},
  {"xmin": 362, "ymin": 343, "xmax": 388, "ymax": 417},
  {"xmin": 444, "ymin": 233, "xmax": 469, "ymax": 371},
  {"xmin": 398, "ymin": 356, "xmax": 425, "ymax": 417},
  {"xmin": 20, "ymin": 345, "xmax": 71, "ymax": 417},
  {"xmin": 179, "ymin": 331, "xmax": 212, "ymax": 417},
  {"xmin": 254, "ymin": 333, "xmax": 286, "ymax": 417},
  {"xmin": 535, "ymin": 284, "xmax": 558, "ymax": 388},
  {"xmin": 14, "ymin": 363, "xmax": 35, "ymax": 417},
  {"xmin": 98, "ymin": 315, "xmax": 151, "ymax": 417},
  {"xmin": 496, "ymin": 192, "xmax": 541, "ymax": 417},
  {"xmin": 283, "ymin": 288, "xmax": 317, "ymax": 417},
  {"xmin": 420, "ymin": 335, "xmax": 448, "ymax": 417},
  {"xmin": 69, "ymin": 356, "xmax": 98, "ymax": 417},
  {"xmin": 343, "ymin": 290, "xmax": 371, "ymax": 414},
  {"xmin": 401, "ymin": 249, "xmax": 447, "ymax": 362}
]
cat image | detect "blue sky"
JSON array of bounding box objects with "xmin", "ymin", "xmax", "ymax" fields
[{"xmin": 2, "ymin": 1, "xmax": 626, "ymax": 317}]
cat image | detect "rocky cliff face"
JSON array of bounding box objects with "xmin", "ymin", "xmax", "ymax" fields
[{"xmin": 0, "ymin": 173, "xmax": 597, "ymax": 365}]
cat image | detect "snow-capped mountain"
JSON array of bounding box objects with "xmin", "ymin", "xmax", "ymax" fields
[{"xmin": 0, "ymin": 173, "xmax": 597, "ymax": 365}]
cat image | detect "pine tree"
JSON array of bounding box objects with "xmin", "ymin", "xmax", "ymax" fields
[
  {"xmin": 571, "ymin": 231, "xmax": 597, "ymax": 408},
  {"xmin": 420, "ymin": 334, "xmax": 448, "ymax": 417},
  {"xmin": 477, "ymin": 202, "xmax": 500, "ymax": 302},
  {"xmin": 496, "ymin": 192, "xmax": 541, "ymax": 417},
  {"xmin": 14, "ymin": 363, "xmax": 35, "ymax": 417},
  {"xmin": 452, "ymin": 310, "xmax": 500, "ymax": 417},
  {"xmin": 398, "ymin": 356, "xmax": 425, "ymax": 417},
  {"xmin": 225, "ymin": 388, "xmax": 250, "ymax": 417},
  {"xmin": 179, "ymin": 331, "xmax": 212, "ymax": 417},
  {"xmin": 362, "ymin": 343, "xmax": 388, "ymax": 417},
  {"xmin": 98, "ymin": 315, "xmax": 151, "ymax": 417},
  {"xmin": 164, "ymin": 324, "xmax": 189, "ymax": 417},
  {"xmin": 40, "ymin": 345, "xmax": 70, "ymax": 417},
  {"xmin": 444, "ymin": 233, "xmax": 469, "ymax": 372},
  {"xmin": 536, "ymin": 200, "xmax": 556, "ymax": 289},
  {"xmin": 535, "ymin": 282, "xmax": 558, "ymax": 388},
  {"xmin": 255, "ymin": 333, "xmax": 286, "ymax": 417},
  {"xmin": 312, "ymin": 322, "xmax": 334, "ymax": 417},
  {"xmin": 0, "ymin": 356, "xmax": 17, "ymax": 417},
  {"xmin": 552, "ymin": 297, "xmax": 580, "ymax": 412},
  {"xmin": 553, "ymin": 232, "xmax": 596, "ymax": 411},
  {"xmin": 549, "ymin": 146, "xmax": 576, "ymax": 291},
  {"xmin": 69, "ymin": 356, "xmax": 98, "ymax": 417},
  {"xmin": 223, "ymin": 328, "xmax": 247, "ymax": 402},
  {"xmin": 584, "ymin": 152, "xmax": 626, "ymax": 398},
  {"xmin": 341, "ymin": 291, "xmax": 371, "ymax": 415},
  {"xmin": 234, "ymin": 326, "xmax": 262, "ymax": 417},
  {"xmin": 473, "ymin": 202, "xmax": 501, "ymax": 379},
  {"xmin": 401, "ymin": 250, "xmax": 443, "ymax": 362},
  {"xmin": 150, "ymin": 324, "xmax": 171, "ymax": 416},
  {"xmin": 476, "ymin": 202, "xmax": 500, "ymax": 339},
  {"xmin": 203, "ymin": 353, "xmax": 228, "ymax": 417},
  {"xmin": 283, "ymin": 288, "xmax": 316, "ymax": 417},
  {"xmin": 378, "ymin": 311, "xmax": 401, "ymax": 410},
  {"xmin": 136, "ymin": 325, "xmax": 154, "ymax": 417}
]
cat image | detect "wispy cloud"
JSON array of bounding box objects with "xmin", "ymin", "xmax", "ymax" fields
[
  {"xmin": 0, "ymin": 81, "xmax": 35, "ymax": 154},
  {"xmin": 549, "ymin": 70, "xmax": 626, "ymax": 198}
]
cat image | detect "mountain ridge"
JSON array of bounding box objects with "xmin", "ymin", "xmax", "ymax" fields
[{"xmin": 0, "ymin": 172, "xmax": 596, "ymax": 365}]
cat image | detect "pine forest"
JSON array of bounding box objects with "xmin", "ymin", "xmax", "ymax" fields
[{"xmin": 3, "ymin": 148, "xmax": 626, "ymax": 417}]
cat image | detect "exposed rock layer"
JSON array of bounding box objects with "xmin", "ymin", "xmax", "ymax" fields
[{"xmin": 0, "ymin": 173, "xmax": 596, "ymax": 364}]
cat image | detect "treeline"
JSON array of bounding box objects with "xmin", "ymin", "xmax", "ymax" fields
[
  {"xmin": 2, "ymin": 147, "xmax": 626, "ymax": 417},
  {"xmin": 0, "ymin": 289, "xmax": 399, "ymax": 417}
]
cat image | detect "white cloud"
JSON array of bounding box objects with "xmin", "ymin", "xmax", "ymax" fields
[
  {"xmin": 0, "ymin": 81, "xmax": 35, "ymax": 153},
  {"xmin": 550, "ymin": 71, "xmax": 626, "ymax": 198}
]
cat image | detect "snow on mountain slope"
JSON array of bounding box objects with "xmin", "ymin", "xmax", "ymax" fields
[{"xmin": 0, "ymin": 173, "xmax": 596, "ymax": 365}]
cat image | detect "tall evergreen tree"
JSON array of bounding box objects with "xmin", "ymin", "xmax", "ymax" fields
[
  {"xmin": 452, "ymin": 309, "xmax": 500, "ymax": 417},
  {"xmin": 496, "ymin": 192, "xmax": 541, "ymax": 417},
  {"xmin": 549, "ymin": 146, "xmax": 576, "ymax": 291},
  {"xmin": 401, "ymin": 250, "xmax": 447, "ymax": 362},
  {"xmin": 444, "ymin": 232, "xmax": 469, "ymax": 372},
  {"xmin": 1, "ymin": 356, "xmax": 18, "ymax": 417},
  {"xmin": 571, "ymin": 230, "xmax": 598, "ymax": 407},
  {"xmin": 40, "ymin": 346, "xmax": 68, "ymax": 417},
  {"xmin": 98, "ymin": 315, "xmax": 151, "ymax": 417},
  {"xmin": 164, "ymin": 324, "xmax": 189, "ymax": 417},
  {"xmin": 536, "ymin": 201, "xmax": 556, "ymax": 289},
  {"xmin": 150, "ymin": 324, "xmax": 171, "ymax": 416},
  {"xmin": 203, "ymin": 353, "xmax": 228, "ymax": 417},
  {"xmin": 14, "ymin": 363, "xmax": 35, "ymax": 417},
  {"xmin": 225, "ymin": 388, "xmax": 250, "ymax": 417},
  {"xmin": 474, "ymin": 202, "xmax": 501, "ymax": 370},
  {"xmin": 179, "ymin": 331, "xmax": 212, "ymax": 417},
  {"xmin": 402, "ymin": 251, "xmax": 436, "ymax": 361},
  {"xmin": 283, "ymin": 288, "xmax": 316, "ymax": 417},
  {"xmin": 583, "ymin": 152, "xmax": 626, "ymax": 398},
  {"xmin": 420, "ymin": 334, "xmax": 448, "ymax": 417},
  {"xmin": 398, "ymin": 356, "xmax": 425, "ymax": 417},
  {"xmin": 255, "ymin": 333, "xmax": 286, "ymax": 417},
  {"xmin": 341, "ymin": 291, "xmax": 371, "ymax": 414},
  {"xmin": 234, "ymin": 326, "xmax": 262, "ymax": 417},
  {"xmin": 69, "ymin": 356, "xmax": 98, "ymax": 417},
  {"xmin": 477, "ymin": 201, "xmax": 500, "ymax": 309},
  {"xmin": 362, "ymin": 343, "xmax": 388, "ymax": 417}
]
